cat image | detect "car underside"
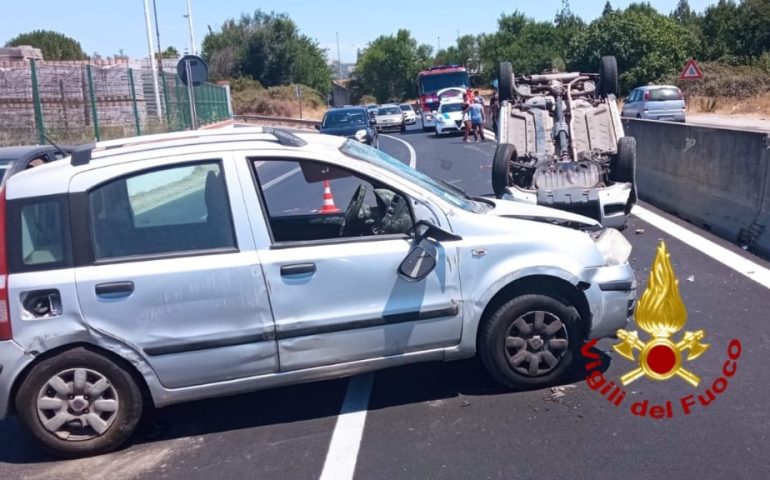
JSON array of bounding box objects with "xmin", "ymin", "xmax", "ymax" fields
[{"xmin": 492, "ymin": 57, "xmax": 637, "ymax": 229}]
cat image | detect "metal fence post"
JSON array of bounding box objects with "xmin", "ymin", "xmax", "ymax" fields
[
  {"xmin": 86, "ymin": 64, "xmax": 101, "ymax": 141},
  {"xmin": 174, "ymin": 75, "xmax": 184, "ymax": 130},
  {"xmin": 128, "ymin": 68, "xmax": 141, "ymax": 136},
  {"xmin": 29, "ymin": 59, "xmax": 46, "ymax": 144},
  {"xmin": 161, "ymin": 72, "xmax": 171, "ymax": 126}
]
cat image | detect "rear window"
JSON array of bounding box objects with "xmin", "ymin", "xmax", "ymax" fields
[
  {"xmin": 649, "ymin": 88, "xmax": 682, "ymax": 101},
  {"xmin": 7, "ymin": 195, "xmax": 72, "ymax": 273}
]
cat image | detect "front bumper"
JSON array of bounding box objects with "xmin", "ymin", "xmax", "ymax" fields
[
  {"xmin": 581, "ymin": 263, "xmax": 637, "ymax": 339},
  {"xmin": 0, "ymin": 340, "xmax": 36, "ymax": 420},
  {"xmin": 502, "ymin": 182, "xmax": 634, "ymax": 229}
]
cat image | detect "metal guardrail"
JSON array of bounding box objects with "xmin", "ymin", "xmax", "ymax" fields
[{"xmin": 234, "ymin": 114, "xmax": 320, "ymax": 129}]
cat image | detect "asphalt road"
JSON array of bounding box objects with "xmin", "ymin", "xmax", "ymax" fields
[{"xmin": 2, "ymin": 122, "xmax": 769, "ymax": 479}]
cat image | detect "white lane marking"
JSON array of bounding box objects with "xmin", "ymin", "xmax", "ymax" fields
[
  {"xmin": 381, "ymin": 134, "xmax": 417, "ymax": 168},
  {"xmin": 632, "ymin": 205, "xmax": 770, "ymax": 290},
  {"xmin": 263, "ymin": 167, "xmax": 300, "ymax": 190},
  {"xmin": 319, "ymin": 374, "xmax": 374, "ymax": 480}
]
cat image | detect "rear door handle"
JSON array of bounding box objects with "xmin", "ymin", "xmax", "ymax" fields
[
  {"xmin": 280, "ymin": 263, "xmax": 316, "ymax": 276},
  {"xmin": 95, "ymin": 281, "xmax": 135, "ymax": 297}
]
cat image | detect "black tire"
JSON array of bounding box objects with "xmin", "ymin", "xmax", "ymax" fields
[
  {"xmin": 492, "ymin": 143, "xmax": 517, "ymax": 198},
  {"xmin": 479, "ymin": 294, "xmax": 582, "ymax": 389},
  {"xmin": 400, "ymin": 123, "xmax": 406, "ymax": 133},
  {"xmin": 15, "ymin": 347, "xmax": 143, "ymax": 458},
  {"xmin": 498, "ymin": 62, "xmax": 514, "ymax": 102},
  {"xmin": 611, "ymin": 136, "xmax": 636, "ymax": 185},
  {"xmin": 599, "ymin": 56, "xmax": 619, "ymax": 97}
]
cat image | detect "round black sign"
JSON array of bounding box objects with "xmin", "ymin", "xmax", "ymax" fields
[{"xmin": 176, "ymin": 55, "xmax": 209, "ymax": 87}]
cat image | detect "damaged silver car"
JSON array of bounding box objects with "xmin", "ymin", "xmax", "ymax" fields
[{"xmin": 492, "ymin": 56, "xmax": 637, "ymax": 229}]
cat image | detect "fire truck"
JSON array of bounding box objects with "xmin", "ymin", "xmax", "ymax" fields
[{"xmin": 416, "ymin": 65, "xmax": 470, "ymax": 131}]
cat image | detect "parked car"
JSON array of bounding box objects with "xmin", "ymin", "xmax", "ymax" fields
[
  {"xmin": 0, "ymin": 127, "xmax": 635, "ymax": 457},
  {"xmin": 621, "ymin": 85, "xmax": 686, "ymax": 122},
  {"xmin": 318, "ymin": 106, "xmax": 378, "ymax": 148},
  {"xmin": 375, "ymin": 104, "xmax": 406, "ymax": 132},
  {"xmin": 434, "ymin": 100, "xmax": 466, "ymax": 136},
  {"xmin": 0, "ymin": 145, "xmax": 72, "ymax": 185},
  {"xmin": 492, "ymin": 56, "xmax": 637, "ymax": 229},
  {"xmin": 399, "ymin": 103, "xmax": 417, "ymax": 125}
]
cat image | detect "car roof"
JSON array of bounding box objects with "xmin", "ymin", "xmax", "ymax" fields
[
  {"xmin": 0, "ymin": 145, "xmax": 56, "ymax": 159},
  {"xmin": 327, "ymin": 106, "xmax": 366, "ymax": 112},
  {"xmin": 5, "ymin": 127, "xmax": 347, "ymax": 200},
  {"xmin": 637, "ymin": 85, "xmax": 680, "ymax": 91},
  {"xmin": 378, "ymin": 104, "xmax": 399, "ymax": 108}
]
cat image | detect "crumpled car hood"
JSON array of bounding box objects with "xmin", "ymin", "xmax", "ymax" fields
[{"xmin": 486, "ymin": 197, "xmax": 602, "ymax": 231}]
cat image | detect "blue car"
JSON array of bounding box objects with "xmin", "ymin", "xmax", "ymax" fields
[
  {"xmin": 622, "ymin": 85, "xmax": 686, "ymax": 122},
  {"xmin": 318, "ymin": 106, "xmax": 379, "ymax": 148}
]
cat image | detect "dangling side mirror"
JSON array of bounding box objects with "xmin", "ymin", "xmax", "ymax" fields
[{"xmin": 398, "ymin": 239, "xmax": 438, "ymax": 282}]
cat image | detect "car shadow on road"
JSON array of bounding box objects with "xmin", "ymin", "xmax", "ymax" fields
[{"xmin": 0, "ymin": 347, "xmax": 611, "ymax": 464}]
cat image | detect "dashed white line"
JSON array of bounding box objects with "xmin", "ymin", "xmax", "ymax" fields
[
  {"xmin": 319, "ymin": 374, "xmax": 374, "ymax": 480},
  {"xmin": 381, "ymin": 134, "xmax": 417, "ymax": 168},
  {"xmin": 632, "ymin": 205, "xmax": 770, "ymax": 290}
]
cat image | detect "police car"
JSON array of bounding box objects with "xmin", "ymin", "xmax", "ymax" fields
[{"xmin": 434, "ymin": 99, "xmax": 466, "ymax": 136}]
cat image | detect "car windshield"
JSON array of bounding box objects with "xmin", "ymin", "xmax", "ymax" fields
[
  {"xmin": 323, "ymin": 110, "xmax": 367, "ymax": 127},
  {"xmin": 340, "ymin": 140, "xmax": 479, "ymax": 212},
  {"xmin": 649, "ymin": 88, "xmax": 681, "ymax": 101},
  {"xmin": 0, "ymin": 159, "xmax": 12, "ymax": 181},
  {"xmin": 399, "ymin": 105, "xmax": 413, "ymax": 112},
  {"xmin": 378, "ymin": 107, "xmax": 401, "ymax": 115},
  {"xmin": 419, "ymin": 71, "xmax": 470, "ymax": 95},
  {"xmin": 440, "ymin": 103, "xmax": 464, "ymax": 113}
]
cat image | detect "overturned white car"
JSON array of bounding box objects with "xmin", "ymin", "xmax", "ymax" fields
[{"xmin": 492, "ymin": 56, "xmax": 637, "ymax": 229}]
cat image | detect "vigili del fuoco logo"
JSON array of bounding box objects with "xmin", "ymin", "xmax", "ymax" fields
[{"xmin": 581, "ymin": 241, "xmax": 742, "ymax": 419}]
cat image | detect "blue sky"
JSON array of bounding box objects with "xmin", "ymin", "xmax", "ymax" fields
[{"xmin": 2, "ymin": 1, "xmax": 715, "ymax": 63}]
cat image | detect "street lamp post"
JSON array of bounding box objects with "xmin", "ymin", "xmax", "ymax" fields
[
  {"xmin": 183, "ymin": 0, "xmax": 196, "ymax": 55},
  {"xmin": 142, "ymin": 0, "xmax": 162, "ymax": 121}
]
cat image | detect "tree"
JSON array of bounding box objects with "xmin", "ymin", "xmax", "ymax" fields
[
  {"xmin": 568, "ymin": 5, "xmax": 699, "ymax": 90},
  {"xmin": 602, "ymin": 2, "xmax": 614, "ymax": 16},
  {"xmin": 700, "ymin": 0, "xmax": 743, "ymax": 60},
  {"xmin": 353, "ymin": 30, "xmax": 433, "ymax": 102},
  {"xmin": 201, "ymin": 10, "xmax": 331, "ymax": 93},
  {"xmin": 5, "ymin": 30, "xmax": 87, "ymax": 60},
  {"xmin": 159, "ymin": 46, "xmax": 179, "ymax": 58}
]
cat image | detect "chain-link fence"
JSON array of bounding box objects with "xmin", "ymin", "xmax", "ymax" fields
[{"xmin": 0, "ymin": 59, "xmax": 232, "ymax": 146}]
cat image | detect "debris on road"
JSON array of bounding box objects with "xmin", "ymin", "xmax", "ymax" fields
[
  {"xmin": 635, "ymin": 228, "xmax": 645, "ymax": 235},
  {"xmin": 544, "ymin": 385, "xmax": 576, "ymax": 402},
  {"xmin": 687, "ymin": 275, "xmax": 695, "ymax": 282}
]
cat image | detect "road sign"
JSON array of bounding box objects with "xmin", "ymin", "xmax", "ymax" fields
[
  {"xmin": 679, "ymin": 59, "xmax": 703, "ymax": 81},
  {"xmin": 176, "ymin": 55, "xmax": 208, "ymax": 87}
]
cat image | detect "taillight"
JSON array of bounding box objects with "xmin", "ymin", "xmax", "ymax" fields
[
  {"xmin": 678, "ymin": 90, "xmax": 685, "ymax": 100},
  {"xmin": 0, "ymin": 188, "xmax": 10, "ymax": 341},
  {"xmin": 643, "ymin": 91, "xmax": 651, "ymax": 101}
]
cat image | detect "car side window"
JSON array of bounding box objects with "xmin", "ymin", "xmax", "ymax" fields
[
  {"xmin": 251, "ymin": 158, "xmax": 413, "ymax": 243},
  {"xmin": 89, "ymin": 161, "xmax": 236, "ymax": 260}
]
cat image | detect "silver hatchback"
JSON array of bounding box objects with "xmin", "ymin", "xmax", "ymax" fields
[
  {"xmin": 0, "ymin": 127, "xmax": 635, "ymax": 457},
  {"xmin": 622, "ymin": 85, "xmax": 686, "ymax": 122}
]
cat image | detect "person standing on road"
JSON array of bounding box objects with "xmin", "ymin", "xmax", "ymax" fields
[
  {"xmin": 490, "ymin": 92, "xmax": 499, "ymax": 138},
  {"xmin": 474, "ymin": 90, "xmax": 484, "ymax": 106},
  {"xmin": 462, "ymin": 93, "xmax": 472, "ymax": 143},
  {"xmin": 469, "ymin": 100, "xmax": 486, "ymax": 142}
]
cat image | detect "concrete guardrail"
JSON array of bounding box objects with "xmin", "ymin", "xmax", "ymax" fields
[{"xmin": 624, "ymin": 118, "xmax": 770, "ymax": 259}]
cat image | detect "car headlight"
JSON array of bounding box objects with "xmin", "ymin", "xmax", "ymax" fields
[
  {"xmin": 593, "ymin": 228, "xmax": 632, "ymax": 266},
  {"xmin": 355, "ymin": 129, "xmax": 367, "ymax": 141},
  {"xmin": 436, "ymin": 116, "xmax": 446, "ymax": 124}
]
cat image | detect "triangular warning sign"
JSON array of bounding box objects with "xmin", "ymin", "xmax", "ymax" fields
[{"xmin": 680, "ymin": 59, "xmax": 703, "ymax": 80}]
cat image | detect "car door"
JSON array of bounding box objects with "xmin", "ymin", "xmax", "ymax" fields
[
  {"xmin": 238, "ymin": 153, "xmax": 463, "ymax": 371},
  {"xmin": 70, "ymin": 153, "xmax": 278, "ymax": 389}
]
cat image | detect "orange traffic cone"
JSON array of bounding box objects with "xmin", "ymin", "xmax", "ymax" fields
[{"xmin": 319, "ymin": 180, "xmax": 340, "ymax": 214}]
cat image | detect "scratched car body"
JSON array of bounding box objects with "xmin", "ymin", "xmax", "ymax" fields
[{"xmin": 0, "ymin": 127, "xmax": 635, "ymax": 457}]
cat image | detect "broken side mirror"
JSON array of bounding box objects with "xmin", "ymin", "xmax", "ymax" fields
[{"xmin": 398, "ymin": 239, "xmax": 438, "ymax": 282}]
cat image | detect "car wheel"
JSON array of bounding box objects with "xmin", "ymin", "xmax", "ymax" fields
[
  {"xmin": 492, "ymin": 143, "xmax": 517, "ymax": 198},
  {"xmin": 401, "ymin": 124, "xmax": 406, "ymax": 133},
  {"xmin": 479, "ymin": 294, "xmax": 582, "ymax": 389},
  {"xmin": 599, "ymin": 56, "xmax": 619, "ymax": 97},
  {"xmin": 498, "ymin": 62, "xmax": 514, "ymax": 102},
  {"xmin": 611, "ymin": 136, "xmax": 637, "ymax": 185},
  {"xmin": 15, "ymin": 347, "xmax": 143, "ymax": 458}
]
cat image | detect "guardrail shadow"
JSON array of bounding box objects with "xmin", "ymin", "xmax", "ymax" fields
[{"xmin": 0, "ymin": 345, "xmax": 611, "ymax": 465}]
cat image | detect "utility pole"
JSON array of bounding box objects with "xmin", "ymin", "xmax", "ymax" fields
[
  {"xmin": 437, "ymin": 35, "xmax": 441, "ymax": 52},
  {"xmin": 336, "ymin": 31, "xmax": 342, "ymax": 79},
  {"xmin": 183, "ymin": 0, "xmax": 196, "ymax": 55},
  {"xmin": 152, "ymin": 0, "xmax": 165, "ymax": 116},
  {"xmin": 142, "ymin": 0, "xmax": 162, "ymax": 120}
]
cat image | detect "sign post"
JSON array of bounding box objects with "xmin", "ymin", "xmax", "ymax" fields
[
  {"xmin": 177, "ymin": 54, "xmax": 209, "ymax": 129},
  {"xmin": 296, "ymin": 84, "xmax": 303, "ymax": 119},
  {"xmin": 679, "ymin": 59, "xmax": 703, "ymax": 81}
]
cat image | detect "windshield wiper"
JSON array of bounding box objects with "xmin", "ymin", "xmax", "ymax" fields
[{"xmin": 436, "ymin": 178, "xmax": 474, "ymax": 200}]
